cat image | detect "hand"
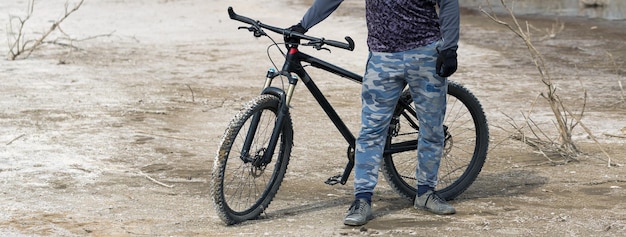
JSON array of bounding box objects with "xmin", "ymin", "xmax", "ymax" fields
[
  {"xmin": 284, "ymin": 23, "xmax": 307, "ymax": 47},
  {"xmin": 436, "ymin": 48, "xmax": 458, "ymax": 78}
]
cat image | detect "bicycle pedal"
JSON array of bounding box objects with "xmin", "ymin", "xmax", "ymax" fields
[{"xmin": 325, "ymin": 174, "xmax": 342, "ymax": 185}]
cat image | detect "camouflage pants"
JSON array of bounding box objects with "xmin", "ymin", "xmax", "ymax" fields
[{"xmin": 354, "ymin": 41, "xmax": 447, "ymax": 196}]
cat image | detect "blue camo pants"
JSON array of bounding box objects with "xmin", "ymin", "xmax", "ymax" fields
[{"xmin": 354, "ymin": 41, "xmax": 448, "ymax": 196}]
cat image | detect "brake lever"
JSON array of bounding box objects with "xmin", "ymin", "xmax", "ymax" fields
[
  {"xmin": 315, "ymin": 45, "xmax": 331, "ymax": 53},
  {"xmin": 237, "ymin": 25, "xmax": 265, "ymax": 37},
  {"xmin": 305, "ymin": 39, "xmax": 331, "ymax": 53}
]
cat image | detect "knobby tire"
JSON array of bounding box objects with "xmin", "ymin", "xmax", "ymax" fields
[{"xmin": 210, "ymin": 94, "xmax": 293, "ymax": 225}]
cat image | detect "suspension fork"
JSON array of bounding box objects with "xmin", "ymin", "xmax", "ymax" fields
[
  {"xmin": 241, "ymin": 66, "xmax": 298, "ymax": 166},
  {"xmin": 252, "ymin": 48, "xmax": 302, "ymax": 166}
]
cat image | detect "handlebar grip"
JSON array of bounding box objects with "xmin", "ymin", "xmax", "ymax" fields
[
  {"xmin": 345, "ymin": 37, "xmax": 355, "ymax": 51},
  {"xmin": 324, "ymin": 37, "xmax": 355, "ymax": 51},
  {"xmin": 228, "ymin": 6, "xmax": 255, "ymax": 25}
]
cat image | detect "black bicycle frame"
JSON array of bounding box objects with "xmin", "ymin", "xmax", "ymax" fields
[
  {"xmin": 228, "ymin": 6, "xmax": 422, "ymax": 187},
  {"xmin": 249, "ymin": 46, "xmax": 419, "ymax": 185},
  {"xmin": 275, "ymin": 47, "xmax": 364, "ymax": 184}
]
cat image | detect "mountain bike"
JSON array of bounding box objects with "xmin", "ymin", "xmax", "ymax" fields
[{"xmin": 211, "ymin": 7, "xmax": 489, "ymax": 225}]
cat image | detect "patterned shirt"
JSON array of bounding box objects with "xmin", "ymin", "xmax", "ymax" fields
[
  {"xmin": 299, "ymin": 0, "xmax": 459, "ymax": 53},
  {"xmin": 365, "ymin": 0, "xmax": 440, "ymax": 52}
]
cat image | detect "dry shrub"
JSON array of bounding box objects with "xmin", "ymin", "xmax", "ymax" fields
[
  {"xmin": 481, "ymin": 0, "xmax": 616, "ymax": 166},
  {"xmin": 6, "ymin": 0, "xmax": 85, "ymax": 60}
]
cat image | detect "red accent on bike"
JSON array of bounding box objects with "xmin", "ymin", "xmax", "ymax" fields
[{"xmin": 289, "ymin": 48, "xmax": 299, "ymax": 55}]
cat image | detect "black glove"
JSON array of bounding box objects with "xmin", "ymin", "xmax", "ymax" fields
[
  {"xmin": 284, "ymin": 23, "xmax": 307, "ymax": 47},
  {"xmin": 436, "ymin": 48, "xmax": 458, "ymax": 78}
]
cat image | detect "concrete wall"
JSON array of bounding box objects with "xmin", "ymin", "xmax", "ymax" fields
[{"xmin": 460, "ymin": 0, "xmax": 625, "ymax": 20}]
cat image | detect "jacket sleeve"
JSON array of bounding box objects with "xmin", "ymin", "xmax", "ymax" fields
[
  {"xmin": 437, "ymin": 0, "xmax": 460, "ymax": 51},
  {"xmin": 300, "ymin": 0, "xmax": 344, "ymax": 30}
]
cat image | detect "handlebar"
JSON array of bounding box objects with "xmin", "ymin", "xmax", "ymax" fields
[{"xmin": 228, "ymin": 6, "xmax": 355, "ymax": 51}]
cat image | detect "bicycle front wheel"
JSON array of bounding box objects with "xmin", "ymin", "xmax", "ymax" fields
[
  {"xmin": 210, "ymin": 94, "xmax": 293, "ymax": 225},
  {"xmin": 382, "ymin": 81, "xmax": 489, "ymax": 201}
]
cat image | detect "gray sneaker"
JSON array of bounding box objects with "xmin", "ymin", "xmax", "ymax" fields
[
  {"xmin": 343, "ymin": 198, "xmax": 372, "ymax": 226},
  {"xmin": 414, "ymin": 190, "xmax": 456, "ymax": 215}
]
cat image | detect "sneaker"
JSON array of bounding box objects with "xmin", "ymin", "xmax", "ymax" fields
[
  {"xmin": 414, "ymin": 190, "xmax": 456, "ymax": 215},
  {"xmin": 343, "ymin": 198, "xmax": 372, "ymax": 226}
]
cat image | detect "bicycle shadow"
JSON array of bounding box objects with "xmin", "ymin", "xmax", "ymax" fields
[
  {"xmin": 232, "ymin": 195, "xmax": 354, "ymax": 226},
  {"xmin": 454, "ymin": 169, "xmax": 549, "ymax": 200},
  {"xmin": 371, "ymin": 169, "xmax": 550, "ymax": 225},
  {"xmin": 230, "ymin": 169, "xmax": 547, "ymax": 227},
  {"xmin": 362, "ymin": 169, "xmax": 550, "ymax": 229}
]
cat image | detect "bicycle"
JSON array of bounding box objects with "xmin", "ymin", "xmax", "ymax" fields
[{"xmin": 211, "ymin": 7, "xmax": 489, "ymax": 225}]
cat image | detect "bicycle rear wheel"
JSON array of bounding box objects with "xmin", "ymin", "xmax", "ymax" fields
[
  {"xmin": 381, "ymin": 81, "xmax": 489, "ymax": 201},
  {"xmin": 210, "ymin": 94, "xmax": 293, "ymax": 225}
]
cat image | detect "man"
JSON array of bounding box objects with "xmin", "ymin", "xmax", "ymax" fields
[{"xmin": 289, "ymin": 0, "xmax": 460, "ymax": 226}]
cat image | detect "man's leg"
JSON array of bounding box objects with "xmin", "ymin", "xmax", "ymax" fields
[
  {"xmin": 405, "ymin": 41, "xmax": 447, "ymax": 189},
  {"xmin": 354, "ymin": 51, "xmax": 406, "ymax": 199},
  {"xmin": 405, "ymin": 41, "xmax": 455, "ymax": 215},
  {"xmin": 345, "ymin": 51, "xmax": 405, "ymax": 226}
]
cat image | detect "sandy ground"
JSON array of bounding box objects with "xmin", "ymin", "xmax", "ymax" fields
[{"xmin": 1, "ymin": 0, "xmax": 625, "ymax": 236}]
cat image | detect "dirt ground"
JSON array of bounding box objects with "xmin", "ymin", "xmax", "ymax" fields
[{"xmin": 1, "ymin": 0, "xmax": 625, "ymax": 236}]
